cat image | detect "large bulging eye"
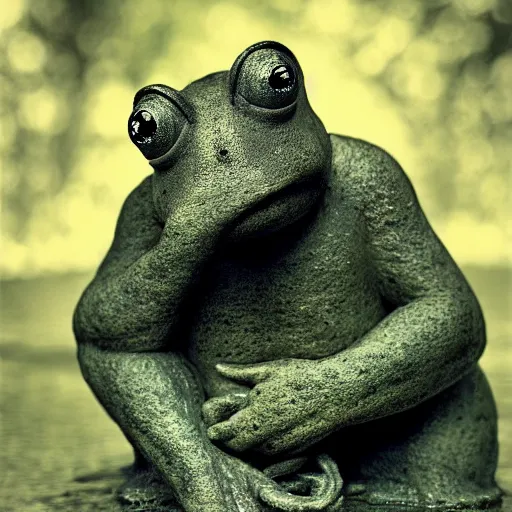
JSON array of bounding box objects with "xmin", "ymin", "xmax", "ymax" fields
[
  {"xmin": 234, "ymin": 48, "xmax": 299, "ymax": 110},
  {"xmin": 128, "ymin": 94, "xmax": 185, "ymax": 160}
]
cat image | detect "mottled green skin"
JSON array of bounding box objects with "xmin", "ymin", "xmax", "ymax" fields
[{"xmin": 73, "ymin": 42, "xmax": 501, "ymax": 511}]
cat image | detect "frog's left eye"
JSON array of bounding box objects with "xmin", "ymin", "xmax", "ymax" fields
[
  {"xmin": 230, "ymin": 42, "xmax": 301, "ymax": 112},
  {"xmin": 128, "ymin": 93, "xmax": 186, "ymax": 161}
]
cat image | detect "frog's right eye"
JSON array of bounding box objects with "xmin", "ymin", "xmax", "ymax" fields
[{"xmin": 128, "ymin": 94, "xmax": 186, "ymax": 161}]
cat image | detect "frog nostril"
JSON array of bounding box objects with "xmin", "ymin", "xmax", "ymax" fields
[{"xmin": 218, "ymin": 148, "xmax": 228, "ymax": 158}]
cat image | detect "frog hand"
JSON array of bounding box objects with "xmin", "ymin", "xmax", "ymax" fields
[{"xmin": 208, "ymin": 359, "xmax": 340, "ymax": 455}]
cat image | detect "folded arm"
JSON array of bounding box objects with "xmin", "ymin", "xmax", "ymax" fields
[
  {"xmin": 73, "ymin": 175, "xmax": 221, "ymax": 351},
  {"xmin": 325, "ymin": 139, "xmax": 485, "ymax": 420}
]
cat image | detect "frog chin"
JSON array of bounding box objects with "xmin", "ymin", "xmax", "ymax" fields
[{"xmin": 229, "ymin": 185, "xmax": 323, "ymax": 241}]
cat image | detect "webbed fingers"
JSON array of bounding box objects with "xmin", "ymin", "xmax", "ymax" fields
[
  {"xmin": 202, "ymin": 393, "xmax": 249, "ymax": 427},
  {"xmin": 207, "ymin": 420, "xmax": 236, "ymax": 442},
  {"xmin": 216, "ymin": 362, "xmax": 275, "ymax": 385},
  {"xmin": 208, "ymin": 407, "xmax": 277, "ymax": 451}
]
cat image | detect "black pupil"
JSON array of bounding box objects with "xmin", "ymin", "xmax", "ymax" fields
[
  {"xmin": 130, "ymin": 110, "xmax": 157, "ymax": 143},
  {"xmin": 268, "ymin": 65, "xmax": 294, "ymax": 90}
]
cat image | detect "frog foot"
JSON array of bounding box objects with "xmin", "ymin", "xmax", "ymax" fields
[{"xmin": 260, "ymin": 453, "xmax": 344, "ymax": 512}]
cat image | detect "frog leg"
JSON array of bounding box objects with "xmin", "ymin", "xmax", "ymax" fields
[
  {"xmin": 77, "ymin": 343, "xmax": 213, "ymax": 510},
  {"xmin": 333, "ymin": 367, "xmax": 502, "ymax": 510}
]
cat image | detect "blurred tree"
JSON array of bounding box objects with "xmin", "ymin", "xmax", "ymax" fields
[{"xmin": 1, "ymin": 0, "xmax": 510, "ymax": 276}]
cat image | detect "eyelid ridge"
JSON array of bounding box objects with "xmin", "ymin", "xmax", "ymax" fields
[
  {"xmin": 133, "ymin": 84, "xmax": 195, "ymax": 123},
  {"xmin": 229, "ymin": 40, "xmax": 300, "ymax": 105}
]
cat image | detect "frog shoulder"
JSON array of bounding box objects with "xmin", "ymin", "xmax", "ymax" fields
[{"xmin": 329, "ymin": 133, "xmax": 413, "ymax": 204}]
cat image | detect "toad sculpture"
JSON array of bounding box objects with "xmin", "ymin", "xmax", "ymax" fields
[{"xmin": 73, "ymin": 41, "xmax": 501, "ymax": 511}]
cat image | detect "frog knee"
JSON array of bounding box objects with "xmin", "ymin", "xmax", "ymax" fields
[{"xmin": 77, "ymin": 343, "xmax": 144, "ymax": 387}]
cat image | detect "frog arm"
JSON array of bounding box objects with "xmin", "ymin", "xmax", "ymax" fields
[
  {"xmin": 73, "ymin": 175, "xmax": 220, "ymax": 352},
  {"xmin": 324, "ymin": 136, "xmax": 485, "ymax": 424},
  {"xmin": 204, "ymin": 138, "xmax": 485, "ymax": 454}
]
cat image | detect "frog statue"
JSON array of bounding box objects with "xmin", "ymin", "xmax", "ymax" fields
[{"xmin": 73, "ymin": 41, "xmax": 502, "ymax": 511}]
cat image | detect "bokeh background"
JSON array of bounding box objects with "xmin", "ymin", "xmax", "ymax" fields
[{"xmin": 1, "ymin": 0, "xmax": 511, "ymax": 510}]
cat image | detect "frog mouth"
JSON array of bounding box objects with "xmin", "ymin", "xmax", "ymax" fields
[{"xmin": 231, "ymin": 174, "xmax": 325, "ymax": 238}]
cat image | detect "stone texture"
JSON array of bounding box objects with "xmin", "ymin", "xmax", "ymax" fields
[{"xmin": 72, "ymin": 41, "xmax": 503, "ymax": 511}]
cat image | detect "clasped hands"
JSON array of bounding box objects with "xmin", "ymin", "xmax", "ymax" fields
[{"xmin": 203, "ymin": 357, "xmax": 342, "ymax": 456}]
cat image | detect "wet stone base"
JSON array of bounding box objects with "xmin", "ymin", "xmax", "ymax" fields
[
  {"xmin": 17, "ymin": 474, "xmax": 509, "ymax": 512},
  {"xmin": 22, "ymin": 493, "xmax": 511, "ymax": 512}
]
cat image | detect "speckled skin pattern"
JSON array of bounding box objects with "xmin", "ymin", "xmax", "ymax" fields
[{"xmin": 73, "ymin": 41, "xmax": 502, "ymax": 511}]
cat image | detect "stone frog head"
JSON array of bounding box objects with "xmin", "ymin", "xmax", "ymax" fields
[{"xmin": 127, "ymin": 40, "xmax": 332, "ymax": 240}]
